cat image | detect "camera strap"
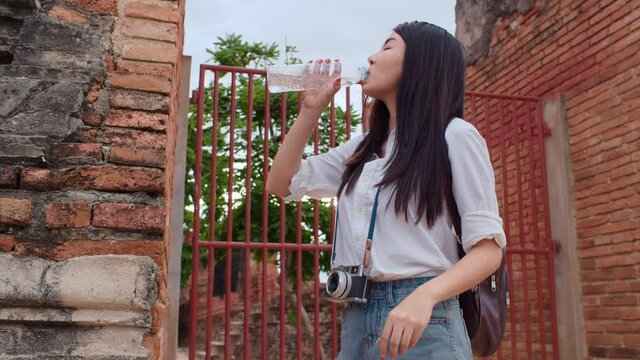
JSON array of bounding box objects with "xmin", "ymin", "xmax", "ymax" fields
[{"xmin": 331, "ymin": 186, "xmax": 382, "ymax": 269}]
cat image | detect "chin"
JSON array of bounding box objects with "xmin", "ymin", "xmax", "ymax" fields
[
  {"xmin": 362, "ymin": 87, "xmax": 384, "ymax": 100},
  {"xmin": 362, "ymin": 83, "xmax": 377, "ymax": 98}
]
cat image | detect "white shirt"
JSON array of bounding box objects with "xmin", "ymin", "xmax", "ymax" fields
[{"xmin": 282, "ymin": 117, "xmax": 507, "ymax": 281}]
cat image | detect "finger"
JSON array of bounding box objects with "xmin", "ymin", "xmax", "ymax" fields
[
  {"xmin": 333, "ymin": 77, "xmax": 341, "ymax": 91},
  {"xmin": 408, "ymin": 326, "xmax": 421, "ymax": 349},
  {"xmin": 398, "ymin": 327, "xmax": 414, "ymax": 356},
  {"xmin": 321, "ymin": 58, "xmax": 331, "ymax": 75},
  {"xmin": 378, "ymin": 321, "xmax": 393, "ymax": 359},
  {"xmin": 388, "ymin": 326, "xmax": 404, "ymax": 360},
  {"xmin": 331, "ymin": 58, "xmax": 342, "ymax": 77},
  {"xmin": 303, "ymin": 60, "xmax": 312, "ymax": 75},
  {"xmin": 313, "ymin": 59, "xmax": 322, "ymax": 74}
]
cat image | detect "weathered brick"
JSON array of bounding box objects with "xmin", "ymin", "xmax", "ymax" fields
[
  {"xmin": 92, "ymin": 203, "xmax": 165, "ymax": 233},
  {"xmin": 102, "ymin": 127, "xmax": 166, "ymax": 149},
  {"xmin": 85, "ymin": 77, "xmax": 104, "ymax": 104},
  {"xmin": 0, "ymin": 165, "xmax": 18, "ymax": 188},
  {"xmin": 624, "ymin": 335, "xmax": 640, "ymax": 347},
  {"xmin": 53, "ymin": 239, "xmax": 164, "ymax": 267},
  {"xmin": 0, "ymin": 234, "xmax": 15, "ymax": 252},
  {"xmin": 45, "ymin": 201, "xmax": 91, "ymax": 229},
  {"xmin": 142, "ymin": 333, "xmax": 161, "ymax": 359},
  {"xmin": 110, "ymin": 89, "xmax": 169, "ymax": 113},
  {"xmin": 68, "ymin": 0, "xmax": 118, "ymax": 16},
  {"xmin": 124, "ymin": 0, "xmax": 180, "ymax": 23},
  {"xmin": 122, "ymin": 39, "xmax": 177, "ymax": 64},
  {"xmin": 0, "ymin": 198, "xmax": 32, "ymax": 226},
  {"xmin": 81, "ymin": 109, "xmax": 101, "ymax": 126},
  {"xmin": 115, "ymin": 60, "xmax": 173, "ymax": 78},
  {"xmin": 109, "ymin": 146, "xmax": 165, "ymax": 168},
  {"xmin": 122, "ymin": 18, "xmax": 177, "ymax": 43},
  {"xmin": 104, "ymin": 109, "xmax": 167, "ymax": 131},
  {"xmin": 21, "ymin": 166, "xmax": 164, "ymax": 193},
  {"xmin": 50, "ymin": 143, "xmax": 102, "ymax": 160},
  {"xmin": 48, "ymin": 4, "xmax": 88, "ymax": 23},
  {"xmin": 149, "ymin": 304, "xmax": 165, "ymax": 334},
  {"xmin": 69, "ymin": 127, "xmax": 99, "ymax": 143},
  {"xmin": 110, "ymin": 72, "xmax": 172, "ymax": 95}
]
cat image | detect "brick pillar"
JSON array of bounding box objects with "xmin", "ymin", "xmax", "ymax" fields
[{"xmin": 0, "ymin": 0, "xmax": 186, "ymax": 359}]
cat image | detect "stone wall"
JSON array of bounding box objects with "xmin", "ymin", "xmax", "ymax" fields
[
  {"xmin": 0, "ymin": 0, "xmax": 186, "ymax": 358},
  {"xmin": 456, "ymin": 0, "xmax": 640, "ymax": 359}
]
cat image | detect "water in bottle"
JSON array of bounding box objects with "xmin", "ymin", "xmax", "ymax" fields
[{"xmin": 266, "ymin": 61, "xmax": 369, "ymax": 93}]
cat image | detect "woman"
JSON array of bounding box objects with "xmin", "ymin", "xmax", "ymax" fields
[{"xmin": 266, "ymin": 21, "xmax": 506, "ymax": 359}]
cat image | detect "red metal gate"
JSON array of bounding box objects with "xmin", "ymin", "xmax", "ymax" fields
[{"xmin": 185, "ymin": 64, "xmax": 559, "ymax": 359}]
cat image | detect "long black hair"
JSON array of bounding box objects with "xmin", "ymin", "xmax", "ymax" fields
[{"xmin": 337, "ymin": 21, "xmax": 466, "ymax": 227}]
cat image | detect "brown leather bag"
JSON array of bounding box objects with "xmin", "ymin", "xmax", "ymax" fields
[{"xmin": 446, "ymin": 182, "xmax": 510, "ymax": 357}]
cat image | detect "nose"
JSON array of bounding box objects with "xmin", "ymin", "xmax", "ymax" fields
[{"xmin": 367, "ymin": 54, "xmax": 375, "ymax": 66}]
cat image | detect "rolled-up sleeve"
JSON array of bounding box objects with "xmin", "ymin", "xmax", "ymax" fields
[
  {"xmin": 281, "ymin": 133, "xmax": 365, "ymax": 203},
  {"xmin": 446, "ymin": 119, "xmax": 507, "ymax": 254}
]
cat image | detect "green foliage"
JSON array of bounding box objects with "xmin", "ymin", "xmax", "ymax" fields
[{"xmin": 181, "ymin": 33, "xmax": 362, "ymax": 290}]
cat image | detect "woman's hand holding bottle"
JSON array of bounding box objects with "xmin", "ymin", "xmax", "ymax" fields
[{"xmin": 300, "ymin": 58, "xmax": 342, "ymax": 114}]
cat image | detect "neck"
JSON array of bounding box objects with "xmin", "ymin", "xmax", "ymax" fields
[{"xmin": 383, "ymin": 98, "xmax": 397, "ymax": 133}]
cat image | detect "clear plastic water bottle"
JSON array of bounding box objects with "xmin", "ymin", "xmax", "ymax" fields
[{"xmin": 266, "ymin": 61, "xmax": 369, "ymax": 93}]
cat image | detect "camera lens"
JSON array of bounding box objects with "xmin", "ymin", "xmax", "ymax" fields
[
  {"xmin": 326, "ymin": 271, "xmax": 350, "ymax": 299},
  {"xmin": 327, "ymin": 272, "xmax": 340, "ymax": 293}
]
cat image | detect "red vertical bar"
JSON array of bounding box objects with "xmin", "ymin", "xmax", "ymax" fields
[
  {"xmin": 296, "ymin": 206, "xmax": 303, "ymax": 360},
  {"xmin": 534, "ymin": 100, "xmax": 559, "ymax": 360},
  {"xmin": 261, "ymin": 78, "xmax": 271, "ymax": 360},
  {"xmin": 310, "ymin": 99, "xmax": 331, "ymax": 358},
  {"xmin": 330, "ymin": 92, "xmax": 342, "ymax": 359},
  {"xmin": 511, "ymin": 99, "xmax": 533, "ymax": 360},
  {"xmin": 296, "ymin": 93, "xmax": 303, "ymax": 360},
  {"xmin": 243, "ymin": 73, "xmax": 254, "ymax": 360},
  {"xmin": 469, "ymin": 93, "xmax": 478, "ymax": 125},
  {"xmin": 225, "ymin": 72, "xmax": 237, "ymax": 360},
  {"xmin": 495, "ymin": 97, "xmax": 517, "ymax": 359},
  {"xmin": 189, "ymin": 64, "xmax": 206, "ymax": 360},
  {"xmin": 279, "ymin": 91, "xmax": 288, "ymax": 360},
  {"xmin": 526, "ymin": 100, "xmax": 547, "ymax": 360},
  {"xmin": 205, "ymin": 71, "xmax": 221, "ymax": 360}
]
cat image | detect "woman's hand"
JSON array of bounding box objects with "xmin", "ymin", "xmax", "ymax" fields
[
  {"xmin": 376, "ymin": 291, "xmax": 437, "ymax": 359},
  {"xmin": 300, "ymin": 58, "xmax": 342, "ymax": 113}
]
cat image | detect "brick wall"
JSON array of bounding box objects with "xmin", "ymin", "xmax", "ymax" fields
[
  {"xmin": 456, "ymin": 0, "xmax": 639, "ymax": 359},
  {"xmin": 0, "ymin": 0, "xmax": 185, "ymax": 359}
]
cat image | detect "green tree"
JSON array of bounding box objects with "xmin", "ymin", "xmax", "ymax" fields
[{"xmin": 182, "ymin": 33, "xmax": 362, "ymax": 296}]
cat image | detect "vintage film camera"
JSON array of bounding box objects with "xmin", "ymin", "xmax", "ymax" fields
[{"xmin": 325, "ymin": 264, "xmax": 369, "ymax": 303}]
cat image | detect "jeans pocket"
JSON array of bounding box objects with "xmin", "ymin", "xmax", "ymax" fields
[{"xmin": 342, "ymin": 303, "xmax": 352, "ymax": 318}]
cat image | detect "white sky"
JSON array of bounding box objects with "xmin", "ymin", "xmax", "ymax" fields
[{"xmin": 184, "ymin": 0, "xmax": 457, "ymax": 124}]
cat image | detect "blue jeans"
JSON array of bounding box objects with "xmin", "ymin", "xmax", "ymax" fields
[{"xmin": 337, "ymin": 276, "xmax": 472, "ymax": 359}]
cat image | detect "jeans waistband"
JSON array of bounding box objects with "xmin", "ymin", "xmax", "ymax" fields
[{"xmin": 366, "ymin": 276, "xmax": 459, "ymax": 307}]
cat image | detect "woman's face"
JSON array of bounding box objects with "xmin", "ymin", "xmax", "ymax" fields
[{"xmin": 362, "ymin": 32, "xmax": 405, "ymax": 100}]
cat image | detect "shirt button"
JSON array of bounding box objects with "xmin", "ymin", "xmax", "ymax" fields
[
  {"xmin": 354, "ymin": 234, "xmax": 361, "ymax": 241},
  {"xmin": 357, "ymin": 206, "xmax": 363, "ymax": 212}
]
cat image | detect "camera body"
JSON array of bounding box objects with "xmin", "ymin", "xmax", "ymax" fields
[{"xmin": 325, "ymin": 265, "xmax": 369, "ymax": 303}]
